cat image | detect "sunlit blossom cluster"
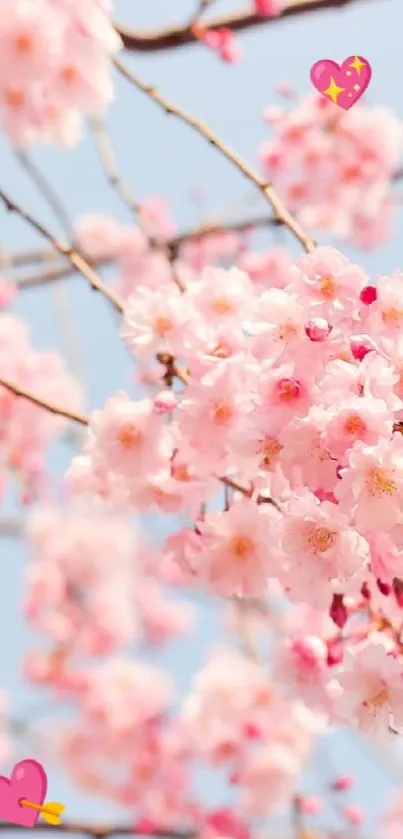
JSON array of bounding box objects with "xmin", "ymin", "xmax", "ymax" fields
[
  {"xmin": 261, "ymin": 93, "xmax": 403, "ymax": 247},
  {"xmin": 0, "ymin": 0, "xmax": 121, "ymax": 146}
]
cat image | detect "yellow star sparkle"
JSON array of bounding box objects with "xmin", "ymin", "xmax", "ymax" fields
[
  {"xmin": 323, "ymin": 76, "xmax": 345, "ymax": 104},
  {"xmin": 349, "ymin": 56, "xmax": 366, "ymax": 75}
]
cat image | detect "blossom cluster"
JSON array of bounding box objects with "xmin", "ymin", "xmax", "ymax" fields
[
  {"xmin": 261, "ymin": 93, "xmax": 403, "ymax": 247},
  {"xmin": 57, "ymin": 241, "xmax": 403, "ymax": 757},
  {"xmin": 25, "ymin": 503, "xmax": 193, "ymax": 658},
  {"xmin": 0, "ymin": 0, "xmax": 121, "ymax": 146},
  {"xmin": 0, "ymin": 311, "xmax": 83, "ymax": 500},
  {"xmin": 2, "ymin": 6, "xmax": 403, "ymax": 825},
  {"xmin": 7, "ymin": 206, "xmax": 403, "ymax": 831}
]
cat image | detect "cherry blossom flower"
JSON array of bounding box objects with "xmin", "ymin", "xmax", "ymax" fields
[
  {"xmin": 336, "ymin": 639, "xmax": 403, "ymax": 739},
  {"xmin": 0, "ymin": 0, "xmax": 121, "ymax": 146},
  {"xmin": 335, "ymin": 436, "xmax": 403, "ymax": 532},
  {"xmin": 195, "ymin": 497, "xmax": 281, "ymax": 597},
  {"xmin": 279, "ymin": 492, "xmax": 369, "ymax": 609}
]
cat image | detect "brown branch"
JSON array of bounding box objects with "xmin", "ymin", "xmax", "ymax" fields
[
  {"xmin": 0, "ymin": 372, "xmax": 274, "ymax": 509},
  {"xmin": 114, "ymin": 58, "xmax": 315, "ymax": 254},
  {"xmin": 0, "ymin": 188, "xmax": 125, "ymax": 314},
  {"xmin": 0, "ymin": 370, "xmax": 279, "ymax": 512},
  {"xmin": 156, "ymin": 353, "xmax": 189, "ymax": 386},
  {"xmin": 116, "ymin": 0, "xmax": 373, "ymax": 53},
  {"xmin": 11, "ymin": 212, "xmax": 278, "ymax": 283},
  {"xmin": 0, "ymin": 825, "xmax": 192, "ymax": 837},
  {"xmin": 0, "ymin": 377, "xmax": 89, "ymax": 426},
  {"xmin": 0, "ymin": 517, "xmax": 23, "ymax": 537},
  {"xmin": 16, "ymin": 261, "xmax": 85, "ymax": 289},
  {"xmin": 0, "ymin": 247, "xmax": 56, "ymax": 268},
  {"xmin": 7, "ymin": 164, "xmax": 403, "ymax": 277},
  {"xmin": 219, "ymin": 474, "xmax": 280, "ymax": 509}
]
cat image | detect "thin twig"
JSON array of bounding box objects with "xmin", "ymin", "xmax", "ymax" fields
[
  {"xmin": 9, "ymin": 214, "xmax": 277, "ymax": 290},
  {"xmin": 0, "ymin": 377, "xmax": 89, "ymax": 426},
  {"xmin": 0, "ymin": 371, "xmax": 281, "ymax": 512},
  {"xmin": 90, "ymin": 117, "xmax": 186, "ymax": 291},
  {"xmin": 90, "ymin": 117, "xmax": 142, "ymax": 219},
  {"xmin": 0, "ymin": 374, "xmax": 274, "ymax": 510},
  {"xmin": 15, "ymin": 150, "xmax": 73, "ymax": 240},
  {"xmin": 16, "ymin": 262, "xmax": 84, "ymax": 289},
  {"xmin": 9, "ymin": 212, "xmax": 276, "ymax": 281},
  {"xmin": 8, "ymin": 158, "xmax": 403, "ymax": 275},
  {"xmin": 0, "ymin": 188, "xmax": 125, "ymax": 314},
  {"xmin": 116, "ymin": 0, "xmax": 374, "ymax": 52},
  {"xmin": 15, "ymin": 153, "xmax": 87, "ymax": 391},
  {"xmin": 114, "ymin": 57, "xmax": 315, "ymax": 254},
  {"xmin": 187, "ymin": 0, "xmax": 216, "ymax": 27},
  {"xmin": 0, "ymin": 517, "xmax": 23, "ymax": 537},
  {"xmin": 219, "ymin": 475, "xmax": 280, "ymax": 509}
]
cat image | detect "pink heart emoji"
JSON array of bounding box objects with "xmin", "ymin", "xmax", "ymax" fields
[
  {"xmin": 310, "ymin": 56, "xmax": 372, "ymax": 110},
  {"xmin": 0, "ymin": 759, "xmax": 47, "ymax": 827}
]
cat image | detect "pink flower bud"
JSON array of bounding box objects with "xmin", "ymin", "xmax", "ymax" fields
[
  {"xmin": 206, "ymin": 809, "xmax": 249, "ymax": 839},
  {"xmin": 326, "ymin": 639, "xmax": 344, "ymax": 667},
  {"xmin": 134, "ymin": 820, "xmax": 157, "ymax": 834},
  {"xmin": 332, "ymin": 774, "xmax": 354, "ymax": 792},
  {"xmin": 243, "ymin": 722, "xmax": 263, "ymax": 740},
  {"xmin": 359, "ymin": 285, "xmax": 377, "ymax": 305},
  {"xmin": 153, "ymin": 390, "xmax": 177, "ymax": 413},
  {"xmin": 254, "ymin": 0, "xmax": 284, "ymax": 15},
  {"xmin": 299, "ymin": 795, "xmax": 322, "ymax": 815},
  {"xmin": 377, "ymin": 578, "xmax": 392, "ymax": 596},
  {"xmin": 350, "ymin": 334, "xmax": 377, "ymax": 361},
  {"xmin": 342, "ymin": 804, "xmax": 363, "ymax": 826},
  {"xmin": 305, "ymin": 317, "xmax": 331, "ymax": 342},
  {"xmin": 330, "ymin": 593, "xmax": 348, "ymax": 628},
  {"xmin": 291, "ymin": 635, "xmax": 327, "ymax": 672}
]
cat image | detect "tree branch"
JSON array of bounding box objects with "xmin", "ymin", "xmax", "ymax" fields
[
  {"xmin": 0, "ymin": 517, "xmax": 24, "ymax": 537},
  {"xmin": 8, "ymin": 211, "xmax": 278, "ymax": 282},
  {"xmin": 114, "ymin": 58, "xmax": 315, "ymax": 254},
  {"xmin": 0, "ymin": 377, "xmax": 89, "ymax": 426},
  {"xmin": 7, "ymin": 164, "xmax": 403, "ymax": 278},
  {"xmin": 116, "ymin": 0, "xmax": 373, "ymax": 53},
  {"xmin": 0, "ymin": 373, "xmax": 274, "ymax": 507},
  {"xmin": 90, "ymin": 117, "xmax": 143, "ymax": 220},
  {"xmin": 15, "ymin": 150, "xmax": 73, "ymax": 240},
  {"xmin": 0, "ymin": 825, "xmax": 192, "ymax": 837},
  {"xmin": 0, "ymin": 188, "xmax": 125, "ymax": 314}
]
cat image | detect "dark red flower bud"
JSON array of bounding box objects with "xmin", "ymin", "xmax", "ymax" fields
[{"xmin": 330, "ymin": 593, "xmax": 348, "ymax": 628}]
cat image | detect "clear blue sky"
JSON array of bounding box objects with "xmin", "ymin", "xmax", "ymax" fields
[{"xmin": 0, "ymin": 0, "xmax": 403, "ymax": 834}]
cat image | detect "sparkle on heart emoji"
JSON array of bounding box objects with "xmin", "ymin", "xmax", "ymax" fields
[{"xmin": 310, "ymin": 56, "xmax": 372, "ymax": 110}]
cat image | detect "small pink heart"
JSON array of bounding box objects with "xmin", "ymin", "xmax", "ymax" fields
[
  {"xmin": 310, "ymin": 56, "xmax": 372, "ymax": 110},
  {"xmin": 0, "ymin": 759, "xmax": 47, "ymax": 827}
]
